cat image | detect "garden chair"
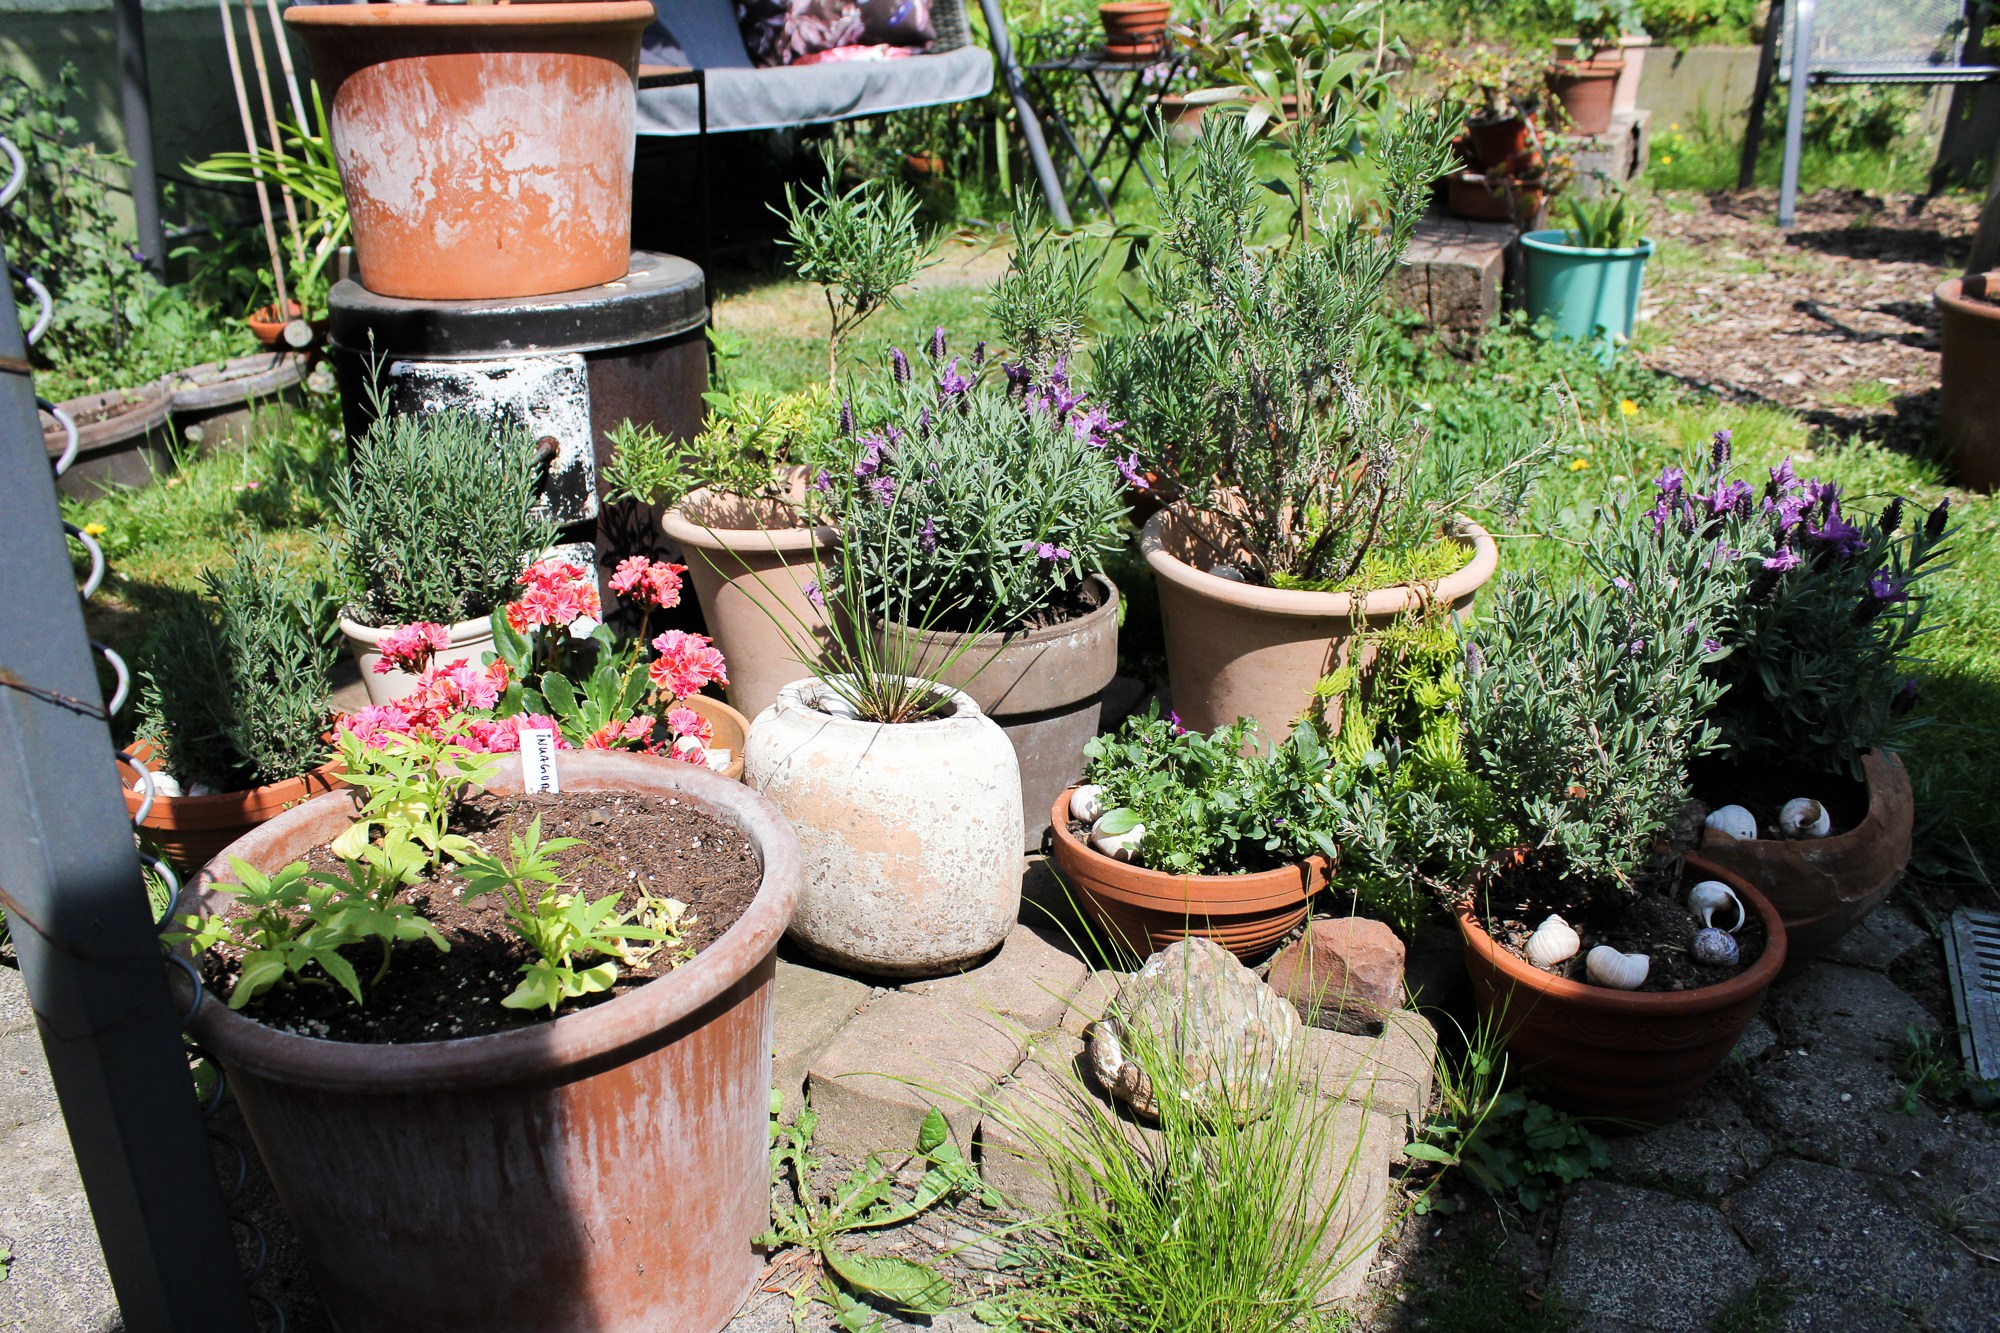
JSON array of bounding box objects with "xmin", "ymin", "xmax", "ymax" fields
[{"xmin": 1767, "ymin": 0, "xmax": 1999, "ymax": 225}]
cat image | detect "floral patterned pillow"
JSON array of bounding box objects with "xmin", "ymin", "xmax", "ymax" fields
[{"xmin": 736, "ymin": 0, "xmax": 933, "ymax": 68}]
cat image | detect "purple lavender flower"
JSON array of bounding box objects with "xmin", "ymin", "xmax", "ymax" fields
[
  {"xmin": 1703, "ymin": 480, "xmax": 1753, "ymax": 517},
  {"xmin": 1766, "ymin": 491, "xmax": 1812, "ymax": 531},
  {"xmin": 1768, "ymin": 458, "xmax": 1800, "ymax": 493},
  {"xmin": 1626, "ymin": 639, "xmax": 1647, "ymax": 657},
  {"xmin": 1711, "ymin": 428, "xmax": 1732, "ymax": 472},
  {"xmin": 1021, "ymin": 540, "xmax": 1071, "ymax": 562},
  {"xmin": 1656, "ymin": 465, "xmax": 1687, "ymax": 499},
  {"xmin": 1879, "ymin": 496, "xmax": 1903, "ymax": 535},
  {"xmin": 919, "ymin": 517, "xmax": 938, "ymax": 554},
  {"xmin": 1807, "ymin": 509, "xmax": 1866, "ymax": 560},
  {"xmin": 1612, "ymin": 576, "xmax": 1632, "ymax": 590},
  {"xmin": 853, "ymin": 437, "xmax": 886, "ymax": 478},
  {"xmin": 1701, "ymin": 637, "xmax": 1722, "ymax": 654},
  {"xmin": 973, "ymin": 341, "xmax": 988, "ymax": 368},
  {"xmin": 810, "ymin": 468, "xmax": 834, "ymax": 494},
  {"xmin": 868, "ymin": 475, "xmax": 897, "ymax": 507},
  {"xmin": 929, "ymin": 326, "xmax": 948, "ymax": 360},
  {"xmin": 891, "ymin": 347, "xmax": 911, "ymax": 384},
  {"xmin": 839, "ymin": 399, "xmax": 855, "ymax": 435},
  {"xmin": 936, "ymin": 357, "xmax": 973, "ymax": 398},
  {"xmin": 1867, "ymin": 572, "xmax": 1909, "ymax": 604},
  {"xmin": 1115, "ymin": 453, "xmax": 1150, "ymax": 490},
  {"xmin": 1004, "ymin": 361, "xmax": 1032, "ymax": 395},
  {"xmin": 1763, "ymin": 545, "xmax": 1801, "ymax": 573},
  {"xmin": 804, "ymin": 580, "xmax": 825, "ymax": 610},
  {"xmin": 1926, "ymin": 498, "xmax": 1951, "ymax": 540}
]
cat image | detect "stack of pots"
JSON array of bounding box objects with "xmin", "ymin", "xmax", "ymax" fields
[
  {"xmin": 1548, "ymin": 43, "xmax": 1625, "ymax": 137},
  {"xmin": 1448, "ymin": 112, "xmax": 1545, "ymax": 227}
]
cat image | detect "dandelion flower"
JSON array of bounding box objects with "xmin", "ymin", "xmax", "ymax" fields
[{"xmin": 1619, "ymin": 399, "xmax": 1639, "ymax": 417}]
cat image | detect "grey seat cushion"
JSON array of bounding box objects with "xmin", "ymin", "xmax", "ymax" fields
[
  {"xmin": 643, "ymin": 0, "xmax": 756, "ymax": 68},
  {"xmin": 636, "ymin": 45, "xmax": 993, "ymax": 134}
]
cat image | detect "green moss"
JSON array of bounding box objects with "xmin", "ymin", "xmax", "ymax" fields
[{"xmin": 1271, "ymin": 535, "xmax": 1474, "ymax": 595}]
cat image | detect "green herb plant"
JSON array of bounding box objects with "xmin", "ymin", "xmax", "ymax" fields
[
  {"xmin": 1561, "ymin": 189, "xmax": 1648, "ymax": 250},
  {"xmin": 136, "ymin": 537, "xmax": 338, "ymax": 793},
  {"xmin": 604, "ymin": 383, "xmax": 839, "ymax": 512},
  {"xmin": 988, "ymin": 197, "xmax": 1100, "ymax": 370},
  {"xmin": 759, "ymin": 1103, "xmax": 995, "ymax": 1323},
  {"xmin": 335, "ymin": 727, "xmax": 500, "ymax": 872},
  {"xmin": 456, "ymin": 817, "xmax": 666, "ymax": 1013},
  {"xmin": 1567, "ymin": 0, "xmax": 1639, "ymax": 58}
]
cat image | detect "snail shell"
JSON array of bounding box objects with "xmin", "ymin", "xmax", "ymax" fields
[
  {"xmin": 1070, "ymin": 784, "xmax": 1108, "ymax": 823},
  {"xmin": 1090, "ymin": 814, "xmax": 1146, "ymax": 862},
  {"xmin": 1704, "ymin": 804, "xmax": 1759, "ymax": 841},
  {"xmin": 1686, "ymin": 880, "xmax": 1746, "ymax": 932},
  {"xmin": 1585, "ymin": 945, "xmax": 1650, "ymax": 990},
  {"xmin": 1691, "ymin": 927, "xmax": 1740, "ymax": 967},
  {"xmin": 1779, "ymin": 797, "xmax": 1831, "ymax": 840},
  {"xmin": 1524, "ymin": 914, "xmax": 1582, "ymax": 969}
]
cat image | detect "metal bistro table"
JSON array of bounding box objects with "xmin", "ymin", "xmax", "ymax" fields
[{"xmin": 1026, "ymin": 46, "xmax": 1186, "ymax": 219}]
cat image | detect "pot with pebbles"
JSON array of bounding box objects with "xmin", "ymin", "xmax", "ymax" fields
[
  {"xmin": 41, "ymin": 382, "xmax": 175, "ymax": 497},
  {"xmin": 168, "ymin": 745, "xmax": 800, "ymax": 1333}
]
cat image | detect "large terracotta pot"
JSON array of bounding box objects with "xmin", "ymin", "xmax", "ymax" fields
[
  {"xmin": 1099, "ymin": 0, "xmax": 1171, "ymax": 59},
  {"xmin": 41, "ymin": 383, "xmax": 174, "ymax": 498},
  {"xmin": 882, "ymin": 574, "xmax": 1121, "ymax": 851},
  {"xmin": 1049, "ymin": 787, "xmax": 1329, "ymax": 962},
  {"xmin": 172, "ymin": 751, "xmax": 801, "ymax": 1333},
  {"xmin": 340, "ymin": 610, "xmax": 498, "ymax": 707},
  {"xmin": 745, "ymin": 676, "xmax": 1022, "ymax": 978},
  {"xmin": 1697, "ymin": 750, "xmax": 1913, "ymax": 973},
  {"xmin": 1447, "ymin": 170, "xmax": 1545, "ymax": 228},
  {"xmin": 1141, "ymin": 507, "xmax": 1499, "ymax": 740},
  {"xmin": 121, "ymin": 739, "xmax": 342, "ymax": 874},
  {"xmin": 1548, "ymin": 56, "xmax": 1624, "ymax": 136},
  {"xmin": 662, "ymin": 488, "xmax": 838, "ymax": 719},
  {"xmin": 1935, "ymin": 277, "xmax": 2000, "ymax": 491},
  {"xmin": 285, "ymin": 2, "xmax": 653, "ymax": 301},
  {"xmin": 1456, "ymin": 855, "xmax": 1787, "ymax": 1125}
]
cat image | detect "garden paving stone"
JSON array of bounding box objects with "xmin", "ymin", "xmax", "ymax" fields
[
  {"xmin": 1823, "ymin": 903, "xmax": 1930, "ymax": 973},
  {"xmin": 1548, "ymin": 1180, "xmax": 1759, "ymax": 1332},
  {"xmin": 901, "ymin": 921, "xmax": 1090, "ymax": 1034},
  {"xmin": 1726, "ymin": 1157, "xmax": 1965, "ymax": 1329},
  {"xmin": 1305, "ymin": 1097, "xmax": 1406, "ymax": 1303},
  {"xmin": 1749, "ymin": 1046, "xmax": 1958, "ymax": 1177},
  {"xmin": 0, "ymin": 1114, "xmax": 123, "ymax": 1333},
  {"xmin": 1604, "ymin": 1086, "xmax": 1773, "ymax": 1199},
  {"xmin": 772, "ymin": 959, "xmax": 874, "ymax": 1119},
  {"xmin": 1395, "ymin": 212, "xmax": 1514, "ymax": 333},
  {"xmin": 1303, "ymin": 1009, "xmax": 1437, "ymax": 1134},
  {"xmin": 807, "ymin": 990, "xmax": 1029, "ymax": 1157},
  {"xmin": 1058, "ymin": 968, "xmax": 1119, "ymax": 1038},
  {"xmin": 975, "ymin": 1031, "xmax": 1155, "ymax": 1216},
  {"xmin": 1733, "ymin": 1014, "xmax": 1778, "ymax": 1064},
  {"xmin": 1761, "ymin": 961, "xmax": 1935, "ymax": 1060}
]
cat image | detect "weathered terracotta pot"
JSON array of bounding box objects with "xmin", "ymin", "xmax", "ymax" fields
[
  {"xmin": 1049, "ymin": 788, "xmax": 1329, "ymax": 962},
  {"xmin": 1456, "ymin": 855, "xmax": 1787, "ymax": 1126},
  {"xmin": 121, "ymin": 738, "xmax": 342, "ymax": 874},
  {"xmin": 340, "ymin": 611, "xmax": 498, "ymax": 707},
  {"xmin": 1446, "ymin": 170, "xmax": 1545, "ymax": 227},
  {"xmin": 662, "ymin": 487, "xmax": 837, "ymax": 719},
  {"xmin": 42, "ymin": 383, "xmax": 175, "ymax": 497},
  {"xmin": 1548, "ymin": 56, "xmax": 1624, "ymax": 136},
  {"xmin": 684, "ymin": 693, "xmax": 751, "ymax": 783},
  {"xmin": 881, "ymin": 575, "xmax": 1121, "ymax": 851},
  {"xmin": 172, "ymin": 751, "xmax": 801, "ymax": 1333},
  {"xmin": 1935, "ymin": 277, "xmax": 2000, "ymax": 491},
  {"xmin": 745, "ymin": 676, "xmax": 1022, "ymax": 978},
  {"xmin": 1697, "ymin": 750, "xmax": 1913, "ymax": 973},
  {"xmin": 164, "ymin": 352, "xmax": 306, "ymax": 451},
  {"xmin": 1467, "ymin": 113, "xmax": 1532, "ymax": 169},
  {"xmin": 1141, "ymin": 507, "xmax": 1499, "ymax": 740},
  {"xmin": 247, "ymin": 300, "xmax": 303, "ymax": 348},
  {"xmin": 285, "ymin": 1, "xmax": 653, "ymax": 301},
  {"xmin": 1099, "ymin": 0, "xmax": 1170, "ymax": 58}
]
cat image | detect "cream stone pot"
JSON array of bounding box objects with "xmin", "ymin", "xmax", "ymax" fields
[{"xmin": 744, "ymin": 676, "xmax": 1022, "ymax": 977}]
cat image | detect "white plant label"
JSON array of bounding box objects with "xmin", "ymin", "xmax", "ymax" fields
[{"xmin": 520, "ymin": 728, "xmax": 561, "ymax": 794}]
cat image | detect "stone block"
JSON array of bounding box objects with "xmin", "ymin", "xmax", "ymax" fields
[
  {"xmin": 1060, "ymin": 969, "xmax": 1121, "ymax": 1039},
  {"xmin": 975, "ymin": 1032, "xmax": 1152, "ymax": 1216},
  {"xmin": 1550, "ymin": 1181, "xmax": 1759, "ymax": 1332},
  {"xmin": 1551, "ymin": 108, "xmax": 1653, "ymax": 197},
  {"xmin": 903, "ymin": 921, "xmax": 1091, "ymax": 1033},
  {"xmin": 1395, "ymin": 211, "xmax": 1514, "ymax": 332},
  {"xmin": 1302, "ymin": 1007, "xmax": 1437, "ymax": 1133},
  {"xmin": 772, "ymin": 958, "xmax": 874, "ymax": 1119},
  {"xmin": 1748, "ymin": 1045, "xmax": 1961, "ymax": 1177},
  {"xmin": 807, "ymin": 991, "xmax": 1028, "ymax": 1156},
  {"xmin": 1824, "ymin": 902, "xmax": 1931, "ymax": 972},
  {"xmin": 1268, "ymin": 917, "xmax": 1405, "ymax": 1034},
  {"xmin": 1304, "ymin": 1098, "xmax": 1404, "ymax": 1303},
  {"xmin": 1763, "ymin": 961, "xmax": 1934, "ymax": 1060},
  {"xmin": 0, "ymin": 1115, "xmax": 120, "ymax": 1333}
]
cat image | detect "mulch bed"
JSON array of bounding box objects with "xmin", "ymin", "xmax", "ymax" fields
[
  {"xmin": 1639, "ymin": 187, "xmax": 1981, "ymax": 457},
  {"xmin": 197, "ymin": 790, "xmax": 763, "ymax": 1044}
]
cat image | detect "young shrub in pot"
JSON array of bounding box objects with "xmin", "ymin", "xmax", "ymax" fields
[
  {"xmin": 128, "ymin": 538, "xmax": 342, "ymax": 870},
  {"xmin": 167, "ymin": 734, "xmax": 802, "ymax": 1333},
  {"xmin": 1094, "ymin": 104, "xmax": 1522, "ymax": 740},
  {"xmin": 334, "ymin": 406, "xmax": 554, "ymax": 706}
]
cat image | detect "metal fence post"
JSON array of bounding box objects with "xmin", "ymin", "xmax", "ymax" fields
[
  {"xmin": 1777, "ymin": 0, "xmax": 1816, "ymax": 229},
  {"xmin": 1, "ymin": 185, "xmax": 256, "ymax": 1328}
]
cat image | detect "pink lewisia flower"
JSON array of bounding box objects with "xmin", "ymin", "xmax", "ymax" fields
[
  {"xmin": 666, "ymin": 705, "xmax": 714, "ymax": 746},
  {"xmin": 584, "ymin": 714, "xmax": 658, "ymax": 752},
  {"xmin": 507, "ymin": 559, "xmax": 601, "ymax": 632},
  {"xmin": 338, "ymin": 704, "xmax": 416, "ymax": 749},
  {"xmin": 373, "ymin": 622, "xmax": 450, "ymax": 676},
  {"xmin": 649, "ymin": 630, "xmax": 729, "ymax": 698},
  {"xmin": 609, "ymin": 556, "xmax": 686, "ymax": 610}
]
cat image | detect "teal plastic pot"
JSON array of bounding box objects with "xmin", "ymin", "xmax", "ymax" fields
[{"xmin": 1519, "ymin": 229, "xmax": 1654, "ymax": 351}]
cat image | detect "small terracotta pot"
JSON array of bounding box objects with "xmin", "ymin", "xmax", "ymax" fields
[
  {"xmin": 1935, "ymin": 277, "xmax": 2000, "ymax": 491},
  {"xmin": 171, "ymin": 751, "xmax": 801, "ymax": 1333},
  {"xmin": 247, "ymin": 301, "xmax": 303, "ymax": 347},
  {"xmin": 285, "ymin": 1, "xmax": 653, "ymax": 301},
  {"xmin": 1446, "ymin": 170, "xmax": 1544, "ymax": 227},
  {"xmin": 1049, "ymin": 787, "xmax": 1329, "ymax": 962},
  {"xmin": 1099, "ymin": 0, "xmax": 1171, "ymax": 55},
  {"xmin": 1548, "ymin": 56, "xmax": 1624, "ymax": 136},
  {"xmin": 41, "ymin": 383, "xmax": 175, "ymax": 498},
  {"xmin": 1141, "ymin": 506, "xmax": 1499, "ymax": 741},
  {"xmin": 340, "ymin": 611, "xmax": 498, "ymax": 707},
  {"xmin": 121, "ymin": 738, "xmax": 343, "ymax": 875},
  {"xmin": 1467, "ymin": 114, "xmax": 1531, "ymax": 170},
  {"xmin": 880, "ymin": 575, "xmax": 1121, "ymax": 851},
  {"xmin": 662, "ymin": 487, "xmax": 838, "ymax": 720},
  {"xmin": 1697, "ymin": 750, "xmax": 1913, "ymax": 973},
  {"xmin": 683, "ymin": 693, "xmax": 751, "ymax": 783},
  {"xmin": 1456, "ymin": 854, "xmax": 1787, "ymax": 1126}
]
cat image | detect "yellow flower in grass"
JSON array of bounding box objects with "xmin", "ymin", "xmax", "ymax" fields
[
  {"xmin": 1619, "ymin": 399, "xmax": 1639, "ymax": 417},
  {"xmin": 1569, "ymin": 458, "xmax": 1592, "ymax": 472},
  {"xmin": 82, "ymin": 522, "xmax": 107, "ymax": 537}
]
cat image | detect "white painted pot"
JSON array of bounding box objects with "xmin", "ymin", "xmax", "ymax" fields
[
  {"xmin": 340, "ymin": 612, "xmax": 495, "ymax": 707},
  {"xmin": 745, "ymin": 676, "xmax": 1022, "ymax": 978}
]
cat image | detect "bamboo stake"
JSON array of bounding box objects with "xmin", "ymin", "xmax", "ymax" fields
[
  {"xmin": 239, "ymin": 0, "xmax": 300, "ymax": 248},
  {"xmin": 218, "ymin": 0, "xmax": 289, "ymax": 313},
  {"xmin": 259, "ymin": 0, "xmax": 308, "ymax": 133}
]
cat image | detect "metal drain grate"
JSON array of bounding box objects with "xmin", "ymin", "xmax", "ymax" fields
[{"xmin": 1943, "ymin": 908, "xmax": 2000, "ymax": 1105}]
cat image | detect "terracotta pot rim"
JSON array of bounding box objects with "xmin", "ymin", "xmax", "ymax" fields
[
  {"xmin": 1099, "ymin": 1, "xmax": 1172, "ymax": 15},
  {"xmin": 123, "ymin": 738, "xmax": 344, "ymax": 822},
  {"xmin": 1456, "ymin": 853, "xmax": 1788, "ymax": 1015},
  {"xmin": 1936, "ymin": 277, "xmax": 2000, "ymax": 322},
  {"xmin": 1700, "ymin": 748, "xmax": 1908, "ymax": 858},
  {"xmin": 685, "ymin": 693, "xmax": 751, "ymax": 781},
  {"xmin": 285, "ymin": 1, "xmax": 657, "ymax": 32},
  {"xmin": 1140, "ymin": 508, "xmax": 1499, "ymax": 618},
  {"xmin": 1550, "ymin": 55, "xmax": 1626, "ymax": 75},
  {"xmin": 663, "ymin": 487, "xmax": 839, "ymax": 554},
  {"xmin": 175, "ymin": 751, "xmax": 801, "ymax": 1090},
  {"xmin": 1049, "ymin": 786, "xmax": 1331, "ymax": 901},
  {"xmin": 338, "ymin": 610, "xmax": 494, "ymax": 646}
]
